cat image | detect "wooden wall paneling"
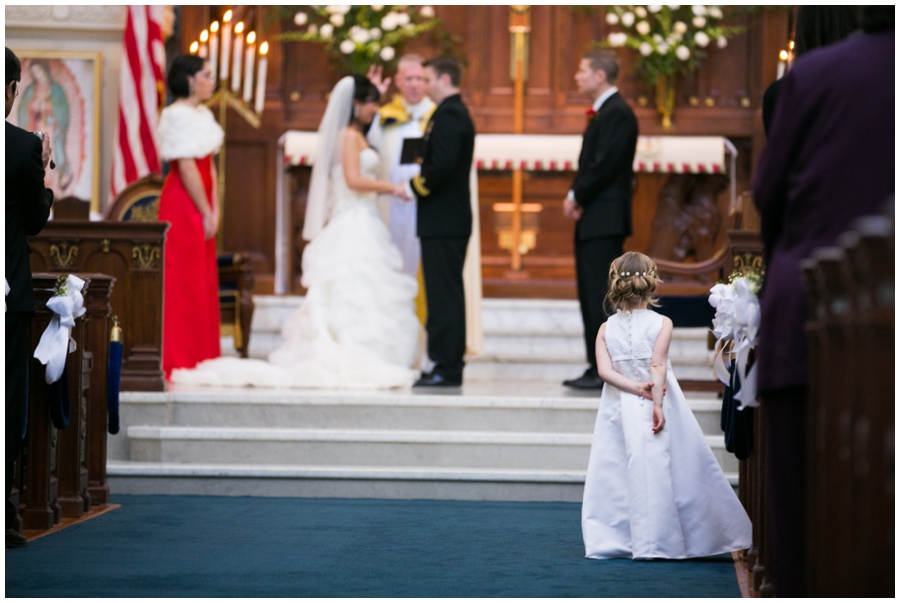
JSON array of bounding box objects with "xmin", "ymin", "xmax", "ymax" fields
[
  {"xmin": 175, "ymin": 5, "xmax": 790, "ymax": 298},
  {"xmin": 526, "ymin": 5, "xmax": 554, "ymax": 104},
  {"xmin": 221, "ymin": 119, "xmax": 277, "ymax": 275}
]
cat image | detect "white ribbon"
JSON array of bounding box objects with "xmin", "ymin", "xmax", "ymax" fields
[
  {"xmin": 709, "ymin": 277, "xmax": 760, "ymax": 410},
  {"xmin": 33, "ymin": 275, "xmax": 86, "ymax": 384}
]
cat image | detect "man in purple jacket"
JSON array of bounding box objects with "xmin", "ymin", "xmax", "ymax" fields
[{"xmin": 752, "ymin": 7, "xmax": 894, "ymax": 596}]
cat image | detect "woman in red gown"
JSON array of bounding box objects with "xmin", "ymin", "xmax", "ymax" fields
[{"xmin": 156, "ymin": 55, "xmax": 224, "ymax": 379}]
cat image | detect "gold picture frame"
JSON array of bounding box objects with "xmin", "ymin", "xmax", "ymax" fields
[{"xmin": 9, "ymin": 50, "xmax": 103, "ymax": 214}]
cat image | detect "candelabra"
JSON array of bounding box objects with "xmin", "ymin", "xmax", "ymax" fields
[{"xmin": 189, "ymin": 8, "xmax": 269, "ymax": 249}]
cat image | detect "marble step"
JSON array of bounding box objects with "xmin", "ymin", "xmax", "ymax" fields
[
  {"xmin": 126, "ymin": 425, "xmax": 738, "ymax": 475},
  {"xmin": 249, "ymin": 297, "xmax": 586, "ymax": 336},
  {"xmin": 464, "ymin": 360, "xmax": 716, "ymax": 384},
  {"xmin": 108, "ymin": 387, "xmax": 725, "ymax": 460},
  {"xmin": 246, "ymin": 296, "xmax": 715, "ymax": 382},
  {"xmin": 105, "ymin": 461, "xmax": 738, "ymax": 502}
]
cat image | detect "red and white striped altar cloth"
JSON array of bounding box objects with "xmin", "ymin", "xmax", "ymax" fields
[{"xmin": 282, "ymin": 131, "xmax": 730, "ymax": 175}]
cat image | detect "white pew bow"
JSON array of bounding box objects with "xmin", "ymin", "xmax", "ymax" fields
[{"xmin": 33, "ymin": 275, "xmax": 86, "ymax": 384}]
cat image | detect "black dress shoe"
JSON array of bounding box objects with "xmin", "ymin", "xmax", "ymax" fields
[
  {"xmin": 563, "ymin": 368, "xmax": 604, "ymax": 390},
  {"xmin": 413, "ymin": 372, "xmax": 462, "ymax": 387},
  {"xmin": 6, "ymin": 528, "xmax": 27, "ymax": 549}
]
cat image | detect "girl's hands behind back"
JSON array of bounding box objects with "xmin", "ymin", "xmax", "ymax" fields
[{"xmin": 635, "ymin": 381, "xmax": 654, "ymax": 401}]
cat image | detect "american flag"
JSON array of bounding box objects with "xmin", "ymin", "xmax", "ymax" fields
[{"xmin": 109, "ymin": 5, "xmax": 166, "ymax": 200}]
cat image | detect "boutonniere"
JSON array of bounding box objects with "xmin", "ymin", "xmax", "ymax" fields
[{"xmin": 586, "ymin": 108, "xmax": 599, "ymax": 127}]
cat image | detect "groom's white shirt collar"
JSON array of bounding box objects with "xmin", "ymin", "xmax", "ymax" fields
[{"xmin": 593, "ymin": 86, "xmax": 619, "ymax": 112}]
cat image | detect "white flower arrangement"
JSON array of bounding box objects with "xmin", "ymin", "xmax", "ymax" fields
[
  {"xmin": 709, "ymin": 269, "xmax": 763, "ymax": 409},
  {"xmin": 278, "ymin": 5, "xmax": 440, "ymax": 74},
  {"xmin": 603, "ymin": 5, "xmax": 740, "ymax": 89}
]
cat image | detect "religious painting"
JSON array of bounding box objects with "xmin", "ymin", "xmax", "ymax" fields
[{"xmin": 8, "ymin": 51, "xmax": 102, "ymax": 212}]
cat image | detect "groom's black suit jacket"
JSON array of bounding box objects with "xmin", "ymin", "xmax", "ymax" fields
[
  {"xmin": 412, "ymin": 93, "xmax": 474, "ymax": 239},
  {"xmin": 572, "ymin": 92, "xmax": 638, "ymax": 240}
]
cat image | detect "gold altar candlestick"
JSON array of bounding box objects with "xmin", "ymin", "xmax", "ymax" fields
[{"xmin": 508, "ymin": 5, "xmax": 531, "ymax": 275}]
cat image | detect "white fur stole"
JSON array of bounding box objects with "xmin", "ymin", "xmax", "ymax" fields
[{"xmin": 157, "ymin": 103, "xmax": 224, "ymax": 161}]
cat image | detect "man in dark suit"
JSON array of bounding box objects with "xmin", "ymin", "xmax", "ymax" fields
[
  {"xmin": 563, "ymin": 49, "xmax": 638, "ymax": 389},
  {"xmin": 752, "ymin": 7, "xmax": 894, "ymax": 596},
  {"xmin": 406, "ymin": 55, "xmax": 475, "ymax": 387},
  {"xmin": 5, "ymin": 47, "xmax": 54, "ymax": 549}
]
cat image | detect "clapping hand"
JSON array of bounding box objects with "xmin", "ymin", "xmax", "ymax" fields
[
  {"xmin": 38, "ymin": 132, "xmax": 52, "ymax": 170},
  {"xmin": 367, "ymin": 65, "xmax": 392, "ymax": 98}
]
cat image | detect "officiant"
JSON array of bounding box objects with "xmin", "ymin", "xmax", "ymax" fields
[{"xmin": 366, "ymin": 54, "xmax": 435, "ymax": 282}]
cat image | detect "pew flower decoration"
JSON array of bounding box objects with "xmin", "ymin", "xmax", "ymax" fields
[
  {"xmin": 602, "ymin": 5, "xmax": 741, "ymax": 127},
  {"xmin": 279, "ymin": 6, "xmax": 441, "ymax": 73},
  {"xmin": 709, "ymin": 269, "xmax": 762, "ymax": 409},
  {"xmin": 33, "ymin": 274, "xmax": 86, "ymax": 384}
]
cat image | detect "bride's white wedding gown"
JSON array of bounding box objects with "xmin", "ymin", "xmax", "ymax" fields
[
  {"xmin": 582, "ymin": 309, "xmax": 752, "ymax": 559},
  {"xmin": 172, "ymin": 148, "xmax": 420, "ymax": 389}
]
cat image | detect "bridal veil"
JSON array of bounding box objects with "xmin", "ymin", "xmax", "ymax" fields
[{"xmin": 302, "ymin": 75, "xmax": 355, "ymax": 242}]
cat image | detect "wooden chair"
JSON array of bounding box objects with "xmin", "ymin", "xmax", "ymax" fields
[
  {"xmin": 104, "ymin": 175, "xmax": 256, "ymax": 357},
  {"xmin": 52, "ymin": 196, "xmax": 91, "ymax": 221}
]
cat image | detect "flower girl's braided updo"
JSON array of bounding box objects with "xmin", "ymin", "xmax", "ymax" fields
[{"xmin": 604, "ymin": 252, "xmax": 662, "ymax": 313}]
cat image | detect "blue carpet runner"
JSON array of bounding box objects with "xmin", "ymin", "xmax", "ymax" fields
[{"xmin": 6, "ymin": 495, "xmax": 742, "ymax": 597}]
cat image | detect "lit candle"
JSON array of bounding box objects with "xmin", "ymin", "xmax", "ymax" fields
[
  {"xmin": 209, "ymin": 21, "xmax": 219, "ymax": 81},
  {"xmin": 189, "ymin": 41, "xmax": 199, "ymax": 54},
  {"xmin": 243, "ymin": 31, "xmax": 256, "ymax": 103},
  {"xmin": 220, "ymin": 10, "xmax": 233, "ymax": 82},
  {"xmin": 199, "ymin": 29, "xmax": 209, "ymax": 59},
  {"xmin": 255, "ymin": 41, "xmax": 268, "ymax": 114},
  {"xmin": 777, "ymin": 49, "xmax": 788, "ymax": 79},
  {"xmin": 231, "ymin": 21, "xmax": 245, "ymax": 93}
]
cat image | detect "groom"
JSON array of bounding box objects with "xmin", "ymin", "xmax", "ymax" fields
[{"xmin": 405, "ymin": 55, "xmax": 475, "ymax": 387}]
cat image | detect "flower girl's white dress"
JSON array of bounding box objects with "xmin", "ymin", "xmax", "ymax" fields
[
  {"xmin": 582, "ymin": 309, "xmax": 752, "ymax": 559},
  {"xmin": 171, "ymin": 148, "xmax": 420, "ymax": 389}
]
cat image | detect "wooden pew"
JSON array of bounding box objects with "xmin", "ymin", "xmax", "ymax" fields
[
  {"xmin": 801, "ymin": 209, "xmax": 894, "ymax": 596},
  {"xmin": 726, "ymin": 229, "xmax": 773, "ymax": 596},
  {"xmin": 16, "ymin": 274, "xmax": 115, "ymax": 532},
  {"xmin": 81, "ymin": 275, "xmax": 116, "ymax": 506},
  {"xmin": 20, "ymin": 275, "xmax": 85, "ymax": 529}
]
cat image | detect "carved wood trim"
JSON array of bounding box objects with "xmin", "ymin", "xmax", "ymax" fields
[
  {"xmin": 49, "ymin": 242, "xmax": 79, "ymax": 270},
  {"xmin": 131, "ymin": 244, "xmax": 162, "ymax": 271}
]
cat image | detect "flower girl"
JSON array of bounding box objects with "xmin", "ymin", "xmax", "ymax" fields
[{"xmin": 582, "ymin": 252, "xmax": 752, "ymax": 559}]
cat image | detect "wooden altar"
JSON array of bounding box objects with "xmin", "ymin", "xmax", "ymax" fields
[{"xmin": 28, "ymin": 222, "xmax": 169, "ymax": 391}]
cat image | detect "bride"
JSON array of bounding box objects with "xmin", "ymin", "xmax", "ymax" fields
[{"xmin": 172, "ymin": 75, "xmax": 421, "ymax": 389}]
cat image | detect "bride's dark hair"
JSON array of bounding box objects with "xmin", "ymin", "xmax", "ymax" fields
[{"xmin": 349, "ymin": 74, "xmax": 380, "ymax": 133}]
